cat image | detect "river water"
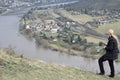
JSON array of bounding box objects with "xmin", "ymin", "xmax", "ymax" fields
[{"xmin": 0, "ymin": 14, "xmax": 120, "ymax": 75}]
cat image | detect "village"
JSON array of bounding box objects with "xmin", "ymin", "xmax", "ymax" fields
[
  {"xmin": 19, "ymin": 6, "xmax": 110, "ymax": 58},
  {"xmin": 64, "ymin": 8, "xmax": 120, "ymax": 27},
  {"xmin": 18, "ymin": 2, "xmax": 120, "ymax": 59}
]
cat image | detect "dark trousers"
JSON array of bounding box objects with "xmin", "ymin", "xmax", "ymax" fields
[{"xmin": 98, "ymin": 56, "xmax": 115, "ymax": 76}]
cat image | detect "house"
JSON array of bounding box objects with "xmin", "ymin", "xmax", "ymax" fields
[
  {"xmin": 26, "ymin": 25, "xmax": 31, "ymax": 29},
  {"xmin": 95, "ymin": 16, "xmax": 111, "ymax": 25},
  {"xmin": 51, "ymin": 28, "xmax": 58, "ymax": 33},
  {"xmin": 45, "ymin": 25, "xmax": 51, "ymax": 31},
  {"xmin": 35, "ymin": 23, "xmax": 45, "ymax": 31},
  {"xmin": 53, "ymin": 38, "xmax": 58, "ymax": 42}
]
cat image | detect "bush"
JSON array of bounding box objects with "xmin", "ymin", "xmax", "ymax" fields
[
  {"xmin": 71, "ymin": 44, "xmax": 82, "ymax": 51},
  {"xmin": 99, "ymin": 42, "xmax": 106, "ymax": 46}
]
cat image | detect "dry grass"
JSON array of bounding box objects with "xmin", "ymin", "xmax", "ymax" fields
[
  {"xmin": 96, "ymin": 20, "xmax": 120, "ymax": 35},
  {"xmin": 85, "ymin": 36, "xmax": 106, "ymax": 43},
  {"xmin": 0, "ymin": 49, "xmax": 120, "ymax": 80},
  {"xmin": 59, "ymin": 9, "xmax": 94, "ymax": 24}
]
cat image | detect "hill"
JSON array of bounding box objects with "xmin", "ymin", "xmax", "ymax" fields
[
  {"xmin": 0, "ymin": 48, "xmax": 120, "ymax": 80},
  {"xmin": 0, "ymin": 0, "xmax": 77, "ymax": 7},
  {"xmin": 65, "ymin": 0, "xmax": 120, "ymax": 10},
  {"xmin": 17, "ymin": 0, "xmax": 75, "ymax": 3}
]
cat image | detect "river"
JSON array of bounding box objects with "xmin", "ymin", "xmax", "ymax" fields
[
  {"xmin": 1, "ymin": 15, "xmax": 120, "ymax": 75},
  {"xmin": 0, "ymin": 3, "xmax": 120, "ymax": 75}
]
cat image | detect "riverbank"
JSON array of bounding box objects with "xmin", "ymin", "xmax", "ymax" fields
[
  {"xmin": 36, "ymin": 39, "xmax": 120, "ymax": 62},
  {"xmin": 19, "ymin": 8, "xmax": 102, "ymax": 58},
  {"xmin": 36, "ymin": 39, "xmax": 101, "ymax": 58},
  {"xmin": 0, "ymin": 48, "xmax": 120, "ymax": 80},
  {"xmin": 19, "ymin": 8, "xmax": 120, "ymax": 62}
]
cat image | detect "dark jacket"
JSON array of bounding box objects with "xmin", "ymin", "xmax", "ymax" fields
[{"xmin": 104, "ymin": 36, "xmax": 119, "ymax": 60}]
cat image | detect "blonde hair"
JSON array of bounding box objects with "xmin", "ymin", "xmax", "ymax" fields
[{"xmin": 108, "ymin": 29, "xmax": 119, "ymax": 46}]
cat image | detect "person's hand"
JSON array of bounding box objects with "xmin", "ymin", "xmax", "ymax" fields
[{"xmin": 103, "ymin": 42, "xmax": 107, "ymax": 45}]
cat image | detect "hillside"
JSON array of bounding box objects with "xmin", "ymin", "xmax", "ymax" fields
[
  {"xmin": 0, "ymin": 48, "xmax": 120, "ymax": 80},
  {"xmin": 17, "ymin": 0, "xmax": 75, "ymax": 3},
  {"xmin": 0, "ymin": 0, "xmax": 77, "ymax": 7},
  {"xmin": 65, "ymin": 0, "xmax": 120, "ymax": 9},
  {"xmin": 64, "ymin": 0, "xmax": 120, "ymax": 39}
]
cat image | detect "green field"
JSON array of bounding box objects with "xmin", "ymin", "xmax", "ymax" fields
[
  {"xmin": 59, "ymin": 9, "xmax": 94, "ymax": 24},
  {"xmin": 85, "ymin": 36, "xmax": 106, "ymax": 43},
  {"xmin": 96, "ymin": 20, "xmax": 120, "ymax": 35},
  {"xmin": 34, "ymin": 10, "xmax": 46, "ymax": 14},
  {"xmin": 48, "ymin": 10, "xmax": 60, "ymax": 18},
  {"xmin": 59, "ymin": 9, "xmax": 120, "ymax": 36},
  {"xmin": 1, "ymin": 49, "xmax": 120, "ymax": 80}
]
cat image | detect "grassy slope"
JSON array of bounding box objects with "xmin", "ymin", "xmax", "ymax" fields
[
  {"xmin": 65, "ymin": 0, "xmax": 120, "ymax": 9},
  {"xmin": 85, "ymin": 36, "xmax": 106, "ymax": 43},
  {"xmin": 59, "ymin": 9, "xmax": 93, "ymax": 24},
  {"xmin": 0, "ymin": 49, "xmax": 120, "ymax": 80},
  {"xmin": 96, "ymin": 20, "xmax": 120, "ymax": 35},
  {"xmin": 48, "ymin": 10, "xmax": 60, "ymax": 18}
]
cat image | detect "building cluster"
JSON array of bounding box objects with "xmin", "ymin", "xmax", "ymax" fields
[{"xmin": 26, "ymin": 22, "xmax": 60, "ymax": 33}]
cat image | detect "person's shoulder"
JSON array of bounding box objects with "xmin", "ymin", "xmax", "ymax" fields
[
  {"xmin": 108, "ymin": 36, "xmax": 113, "ymax": 40},
  {"xmin": 109, "ymin": 36, "xmax": 115, "ymax": 42}
]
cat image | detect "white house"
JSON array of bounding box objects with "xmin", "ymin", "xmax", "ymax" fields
[
  {"xmin": 26, "ymin": 25, "xmax": 30, "ymax": 29},
  {"xmin": 51, "ymin": 28, "xmax": 58, "ymax": 33}
]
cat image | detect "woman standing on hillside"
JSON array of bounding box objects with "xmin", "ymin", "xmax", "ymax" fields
[{"xmin": 98, "ymin": 29, "xmax": 119, "ymax": 78}]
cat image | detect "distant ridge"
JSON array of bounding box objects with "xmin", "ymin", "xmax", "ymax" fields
[{"xmin": 65, "ymin": 0, "xmax": 120, "ymax": 9}]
